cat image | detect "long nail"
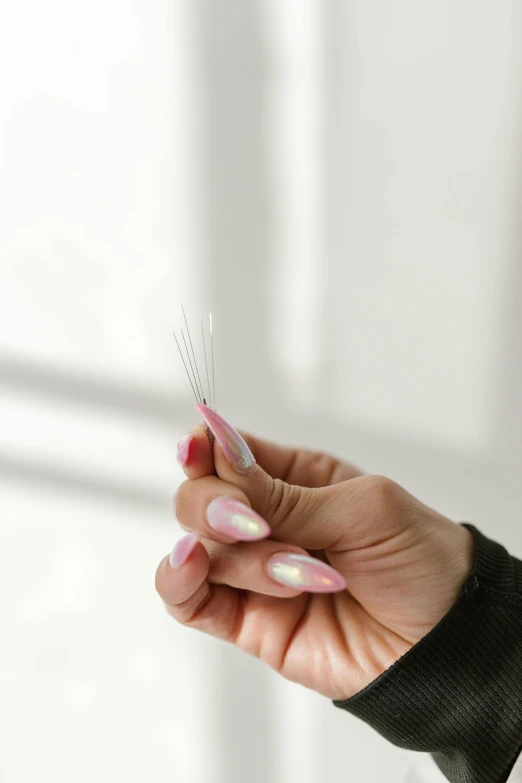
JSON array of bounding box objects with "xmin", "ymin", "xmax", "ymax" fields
[
  {"xmin": 177, "ymin": 433, "xmax": 194, "ymax": 468},
  {"xmin": 206, "ymin": 496, "xmax": 270, "ymax": 541},
  {"xmin": 195, "ymin": 403, "xmax": 255, "ymax": 474},
  {"xmin": 169, "ymin": 533, "xmax": 200, "ymax": 569},
  {"xmin": 267, "ymin": 553, "xmax": 347, "ymax": 593}
]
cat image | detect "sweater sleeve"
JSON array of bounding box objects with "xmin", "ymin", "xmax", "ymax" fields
[{"xmin": 333, "ymin": 524, "xmax": 522, "ymax": 783}]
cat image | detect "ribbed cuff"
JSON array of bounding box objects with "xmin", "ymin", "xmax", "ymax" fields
[{"xmin": 333, "ymin": 524, "xmax": 522, "ymax": 783}]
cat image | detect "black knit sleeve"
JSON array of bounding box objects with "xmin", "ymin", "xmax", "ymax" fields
[{"xmin": 333, "ymin": 524, "xmax": 522, "ymax": 783}]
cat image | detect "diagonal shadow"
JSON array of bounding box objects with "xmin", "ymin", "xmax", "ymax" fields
[
  {"xmin": 0, "ymin": 451, "xmax": 169, "ymax": 512},
  {"xmin": 0, "ymin": 353, "xmax": 177, "ymax": 425}
]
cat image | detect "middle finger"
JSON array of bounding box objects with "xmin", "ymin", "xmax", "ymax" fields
[{"xmin": 176, "ymin": 475, "xmax": 271, "ymax": 544}]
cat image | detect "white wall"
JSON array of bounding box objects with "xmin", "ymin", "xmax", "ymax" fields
[{"xmin": 1, "ymin": 1, "xmax": 521, "ymax": 781}]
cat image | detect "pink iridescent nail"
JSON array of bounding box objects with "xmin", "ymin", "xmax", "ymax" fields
[
  {"xmin": 195, "ymin": 403, "xmax": 255, "ymax": 474},
  {"xmin": 169, "ymin": 533, "xmax": 200, "ymax": 569},
  {"xmin": 177, "ymin": 433, "xmax": 193, "ymax": 468},
  {"xmin": 267, "ymin": 553, "xmax": 347, "ymax": 593},
  {"xmin": 206, "ymin": 496, "xmax": 270, "ymax": 541}
]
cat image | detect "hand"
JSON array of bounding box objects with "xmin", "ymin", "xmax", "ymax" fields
[{"xmin": 155, "ymin": 405, "xmax": 474, "ymax": 701}]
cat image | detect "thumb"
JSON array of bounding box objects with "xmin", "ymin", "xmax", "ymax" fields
[{"xmin": 195, "ymin": 403, "xmax": 354, "ymax": 550}]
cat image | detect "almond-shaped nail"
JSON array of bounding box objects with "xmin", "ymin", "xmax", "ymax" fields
[
  {"xmin": 195, "ymin": 403, "xmax": 255, "ymax": 474},
  {"xmin": 177, "ymin": 433, "xmax": 194, "ymax": 468},
  {"xmin": 169, "ymin": 533, "xmax": 200, "ymax": 569},
  {"xmin": 267, "ymin": 553, "xmax": 347, "ymax": 593},
  {"xmin": 206, "ymin": 496, "xmax": 270, "ymax": 541}
]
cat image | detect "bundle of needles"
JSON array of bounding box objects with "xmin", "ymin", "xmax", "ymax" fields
[{"xmin": 173, "ymin": 303, "xmax": 216, "ymax": 448}]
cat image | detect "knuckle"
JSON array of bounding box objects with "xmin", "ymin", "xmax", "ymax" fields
[
  {"xmin": 174, "ymin": 480, "xmax": 195, "ymax": 531},
  {"xmin": 306, "ymin": 451, "xmax": 339, "ymax": 485},
  {"xmin": 174, "ymin": 479, "xmax": 191, "ymax": 519},
  {"xmin": 364, "ymin": 475, "xmax": 404, "ymax": 514},
  {"xmin": 264, "ymin": 475, "xmax": 308, "ymax": 527},
  {"xmin": 165, "ymin": 583, "xmax": 212, "ymax": 624},
  {"xmin": 154, "ymin": 560, "xmax": 165, "ymax": 598}
]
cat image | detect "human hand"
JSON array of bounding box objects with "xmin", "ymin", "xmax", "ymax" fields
[{"xmin": 155, "ymin": 405, "xmax": 474, "ymax": 700}]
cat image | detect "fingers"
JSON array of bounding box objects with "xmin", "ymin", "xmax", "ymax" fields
[
  {"xmin": 176, "ymin": 475, "xmax": 271, "ymax": 544},
  {"xmin": 174, "ymin": 473, "xmax": 346, "ymax": 591},
  {"xmin": 155, "ymin": 539, "xmax": 241, "ymax": 639},
  {"xmin": 156, "ymin": 532, "xmax": 346, "ymax": 634},
  {"xmin": 194, "ymin": 404, "xmax": 411, "ymax": 553},
  {"xmin": 156, "ymin": 526, "xmax": 346, "ymax": 646},
  {"xmin": 204, "ymin": 538, "xmax": 346, "ymax": 595}
]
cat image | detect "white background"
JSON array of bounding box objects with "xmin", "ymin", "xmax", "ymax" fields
[{"xmin": 1, "ymin": 1, "xmax": 522, "ymax": 781}]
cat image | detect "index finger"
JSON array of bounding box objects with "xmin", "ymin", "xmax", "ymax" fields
[
  {"xmin": 177, "ymin": 423, "xmax": 216, "ymax": 478},
  {"xmin": 177, "ymin": 424, "xmax": 294, "ymax": 481}
]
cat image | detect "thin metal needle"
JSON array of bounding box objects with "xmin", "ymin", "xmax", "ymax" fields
[
  {"xmin": 200, "ymin": 317, "xmax": 212, "ymax": 408},
  {"xmin": 210, "ymin": 312, "xmax": 216, "ymax": 411},
  {"xmin": 181, "ymin": 328, "xmax": 202, "ymax": 402},
  {"xmin": 173, "ymin": 332, "xmax": 199, "ymax": 402},
  {"xmin": 181, "ymin": 303, "xmax": 205, "ymax": 404}
]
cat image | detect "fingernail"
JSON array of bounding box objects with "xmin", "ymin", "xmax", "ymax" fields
[
  {"xmin": 177, "ymin": 433, "xmax": 193, "ymax": 468},
  {"xmin": 195, "ymin": 403, "xmax": 255, "ymax": 474},
  {"xmin": 206, "ymin": 496, "xmax": 270, "ymax": 541},
  {"xmin": 267, "ymin": 553, "xmax": 347, "ymax": 593},
  {"xmin": 169, "ymin": 533, "xmax": 200, "ymax": 569}
]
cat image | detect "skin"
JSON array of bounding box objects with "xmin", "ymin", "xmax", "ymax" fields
[{"xmin": 155, "ymin": 424, "xmax": 474, "ymax": 701}]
